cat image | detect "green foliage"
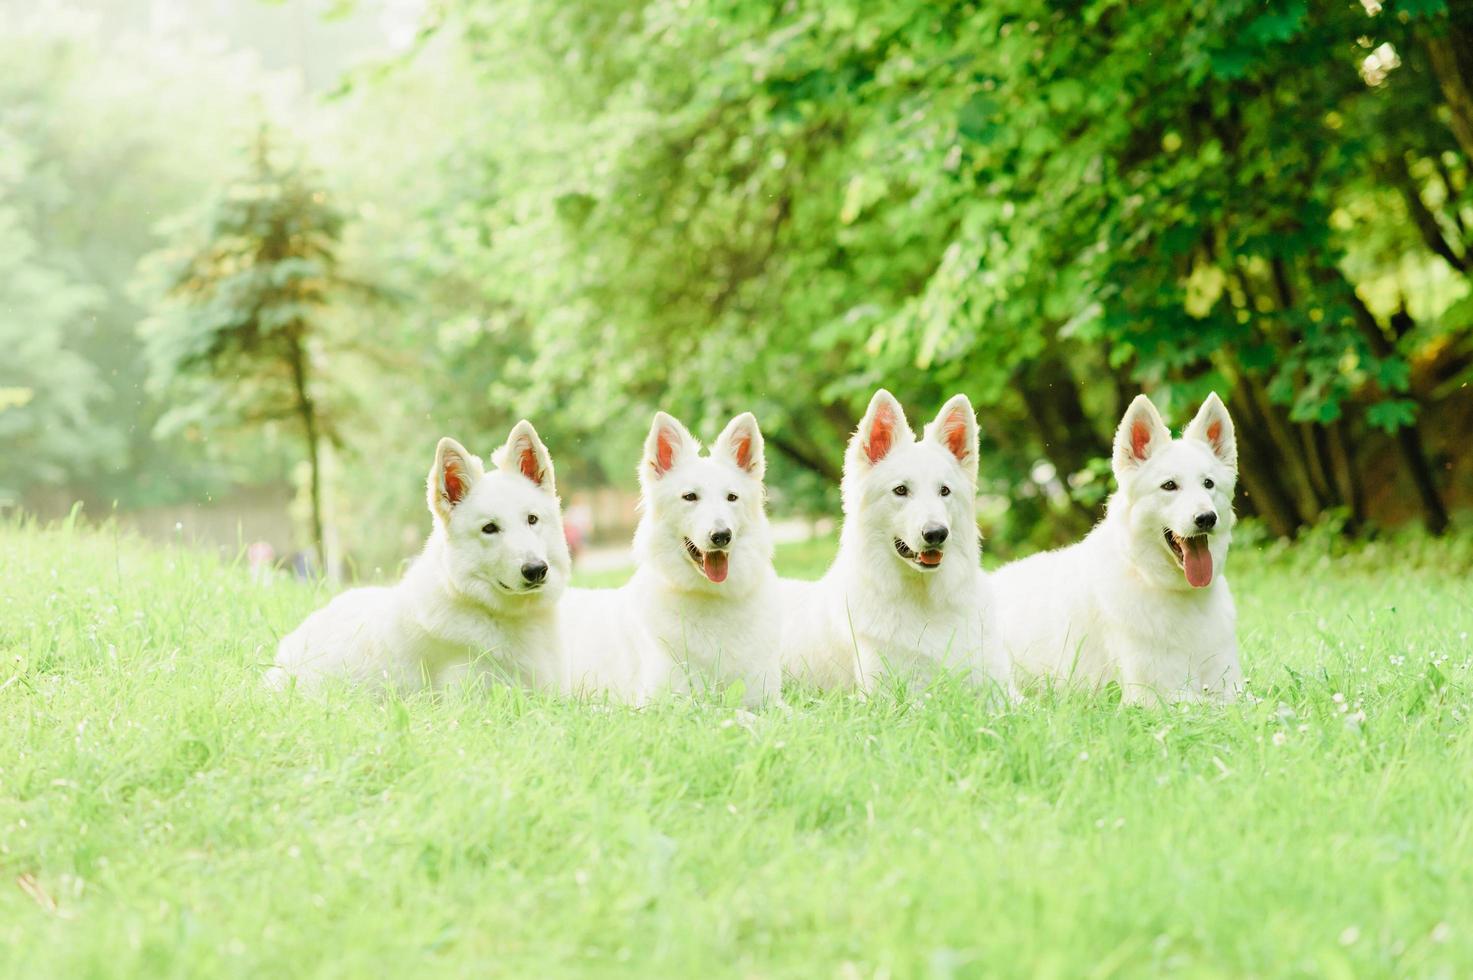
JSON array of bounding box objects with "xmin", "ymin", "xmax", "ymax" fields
[
  {"xmin": 5, "ymin": 1, "xmax": 1473, "ymax": 557},
  {"xmin": 0, "ymin": 171, "xmax": 113, "ymax": 499},
  {"xmin": 140, "ymin": 128, "xmax": 345, "ymax": 435},
  {"xmin": 139, "ymin": 126, "xmax": 364, "ymax": 564},
  {"xmin": 358, "ymin": 0, "xmax": 1470, "ymax": 544},
  {"xmin": 0, "ymin": 16, "xmax": 308, "ymax": 511}
]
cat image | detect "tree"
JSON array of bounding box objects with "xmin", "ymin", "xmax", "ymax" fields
[
  {"xmin": 394, "ymin": 0, "xmax": 1471, "ymax": 545},
  {"xmin": 140, "ymin": 126, "xmax": 354, "ymax": 569},
  {"xmin": 0, "ymin": 177, "xmax": 115, "ymax": 502}
]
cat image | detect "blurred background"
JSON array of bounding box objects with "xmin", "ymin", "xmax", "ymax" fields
[{"xmin": 2, "ymin": 0, "xmax": 1470, "ymax": 578}]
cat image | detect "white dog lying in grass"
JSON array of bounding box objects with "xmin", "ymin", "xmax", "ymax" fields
[
  {"xmin": 562, "ymin": 412, "xmax": 782, "ymax": 706},
  {"xmin": 991, "ymin": 393, "xmax": 1243, "ymax": 705},
  {"xmin": 267, "ymin": 422, "xmax": 570, "ymax": 693},
  {"xmin": 779, "ymin": 390, "xmax": 1010, "ymax": 697}
]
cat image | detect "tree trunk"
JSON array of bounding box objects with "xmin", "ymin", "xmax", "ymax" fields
[
  {"xmin": 1395, "ymin": 425, "xmax": 1450, "ymax": 535},
  {"xmin": 1228, "ymin": 375, "xmax": 1307, "ymax": 537},
  {"xmin": 1425, "ymin": 31, "xmax": 1473, "ymax": 162},
  {"xmin": 1244, "ymin": 374, "xmax": 1325, "ymax": 520},
  {"xmin": 767, "ymin": 431, "xmax": 843, "ymax": 484},
  {"xmin": 1329, "ymin": 419, "xmax": 1366, "ymax": 529},
  {"xmin": 287, "ymin": 336, "xmax": 326, "ymax": 572},
  {"xmin": 1308, "ymin": 421, "xmax": 1343, "ymax": 506},
  {"xmin": 1385, "ymin": 159, "xmax": 1468, "ymax": 272},
  {"xmin": 1338, "ymin": 278, "xmax": 1451, "ymax": 535}
]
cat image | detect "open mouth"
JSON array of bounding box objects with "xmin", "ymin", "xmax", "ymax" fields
[
  {"xmin": 893, "ymin": 538, "xmax": 944, "ymax": 570},
  {"xmin": 1164, "ymin": 530, "xmax": 1214, "ymax": 589},
  {"xmin": 683, "ymin": 538, "xmax": 729, "ymax": 584}
]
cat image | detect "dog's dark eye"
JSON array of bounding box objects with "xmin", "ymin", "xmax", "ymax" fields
[
  {"xmin": 481, "ymin": 522, "xmax": 500, "ymax": 535},
  {"xmin": 1161, "ymin": 481, "xmax": 1178, "ymax": 492},
  {"xmin": 1203, "ymin": 478, "xmax": 1215, "ymax": 490},
  {"xmin": 939, "ymin": 485, "xmax": 951, "ymax": 497},
  {"xmin": 682, "ymin": 492, "xmax": 698, "ymax": 502},
  {"xmin": 727, "ymin": 493, "xmax": 738, "ymax": 502},
  {"xmin": 893, "ymin": 485, "xmax": 909, "ymax": 497},
  {"xmin": 527, "ymin": 514, "xmax": 539, "ymax": 525}
]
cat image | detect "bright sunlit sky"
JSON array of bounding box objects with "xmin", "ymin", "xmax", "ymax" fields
[{"xmin": 8, "ymin": 0, "xmax": 425, "ymax": 93}]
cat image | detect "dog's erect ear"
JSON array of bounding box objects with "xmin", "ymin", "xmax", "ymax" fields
[
  {"xmin": 925, "ymin": 394, "xmax": 978, "ymax": 479},
  {"xmin": 429, "ymin": 437, "xmax": 481, "ymax": 524},
  {"xmin": 714, "ymin": 412, "xmax": 766, "ymax": 481},
  {"xmin": 1112, "ymin": 395, "xmax": 1172, "ymax": 477},
  {"xmin": 497, "ymin": 419, "xmax": 556, "ymax": 494},
  {"xmin": 1183, "ymin": 392, "xmax": 1237, "ymax": 470},
  {"xmin": 850, "ymin": 389, "xmax": 911, "ymax": 468},
  {"xmin": 642, "ymin": 411, "xmax": 697, "ymax": 481}
]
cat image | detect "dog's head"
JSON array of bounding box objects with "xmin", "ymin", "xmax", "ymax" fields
[
  {"xmin": 634, "ymin": 411, "xmax": 773, "ymax": 594},
  {"xmin": 427, "ymin": 420, "xmax": 570, "ymax": 611},
  {"xmin": 841, "ymin": 389, "xmax": 981, "ymax": 576},
  {"xmin": 1110, "ymin": 392, "xmax": 1237, "ymax": 590}
]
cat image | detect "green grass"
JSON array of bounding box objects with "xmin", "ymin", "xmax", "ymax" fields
[{"xmin": 2, "ymin": 519, "xmax": 1473, "ymax": 977}]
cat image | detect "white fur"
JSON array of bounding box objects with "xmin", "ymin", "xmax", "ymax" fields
[
  {"xmin": 991, "ymin": 393, "xmax": 1243, "ymax": 705},
  {"xmin": 562, "ymin": 412, "xmax": 782, "ymax": 707},
  {"xmin": 267, "ymin": 422, "xmax": 571, "ymax": 694},
  {"xmin": 779, "ymin": 391, "xmax": 1010, "ymax": 697}
]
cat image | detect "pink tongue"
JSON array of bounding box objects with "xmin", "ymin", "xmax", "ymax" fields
[
  {"xmin": 1182, "ymin": 536, "xmax": 1213, "ymax": 588},
  {"xmin": 703, "ymin": 551, "xmax": 729, "ymax": 583},
  {"xmin": 918, "ymin": 550, "xmax": 944, "ymax": 566}
]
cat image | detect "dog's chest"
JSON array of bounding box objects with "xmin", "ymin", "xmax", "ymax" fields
[
  {"xmin": 643, "ymin": 591, "xmax": 774, "ymax": 668},
  {"xmin": 1099, "ymin": 578, "xmax": 1236, "ymax": 664},
  {"xmin": 848, "ymin": 581, "xmax": 983, "ymax": 665}
]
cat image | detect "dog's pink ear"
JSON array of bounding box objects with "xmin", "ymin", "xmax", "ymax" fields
[
  {"xmin": 1112, "ymin": 395, "xmax": 1171, "ymax": 476},
  {"xmin": 429, "ymin": 437, "xmax": 480, "ymax": 523},
  {"xmin": 1184, "ymin": 392, "xmax": 1237, "ymax": 469},
  {"xmin": 714, "ymin": 412, "xmax": 765, "ymax": 480},
  {"xmin": 853, "ymin": 389, "xmax": 910, "ymax": 467},
  {"xmin": 926, "ymin": 394, "xmax": 978, "ymax": 477},
  {"xmin": 642, "ymin": 412, "xmax": 696, "ymax": 480},
  {"xmin": 498, "ymin": 420, "xmax": 556, "ymax": 493}
]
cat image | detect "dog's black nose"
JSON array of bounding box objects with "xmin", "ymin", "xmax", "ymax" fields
[
  {"xmin": 709, "ymin": 528, "xmax": 732, "ymax": 548},
  {"xmin": 922, "ymin": 523, "xmax": 949, "ymax": 546},
  {"xmin": 1194, "ymin": 512, "xmax": 1218, "ymax": 531},
  {"xmin": 521, "ymin": 560, "xmax": 548, "ymax": 584}
]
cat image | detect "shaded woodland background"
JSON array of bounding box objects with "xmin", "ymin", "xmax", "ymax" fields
[{"xmin": 3, "ymin": 0, "xmax": 1471, "ymax": 572}]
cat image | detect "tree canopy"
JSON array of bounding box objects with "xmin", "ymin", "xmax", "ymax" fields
[{"xmin": 2, "ymin": 0, "xmax": 1470, "ymax": 561}]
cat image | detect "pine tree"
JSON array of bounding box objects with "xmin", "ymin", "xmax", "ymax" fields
[{"xmin": 141, "ymin": 126, "xmax": 350, "ymax": 570}]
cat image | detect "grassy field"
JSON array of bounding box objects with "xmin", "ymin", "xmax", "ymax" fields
[{"xmin": 2, "ymin": 519, "xmax": 1472, "ymax": 977}]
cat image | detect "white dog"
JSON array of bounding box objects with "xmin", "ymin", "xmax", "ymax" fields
[
  {"xmin": 779, "ymin": 390, "xmax": 1009, "ymax": 696},
  {"xmin": 991, "ymin": 393, "xmax": 1243, "ymax": 704},
  {"xmin": 267, "ymin": 422, "xmax": 570, "ymax": 693},
  {"xmin": 562, "ymin": 412, "xmax": 782, "ymax": 706}
]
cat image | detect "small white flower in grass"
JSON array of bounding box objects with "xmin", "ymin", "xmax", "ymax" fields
[
  {"xmin": 1431, "ymin": 922, "xmax": 1452, "ymax": 943},
  {"xmin": 1332, "ymin": 692, "xmax": 1346, "ymax": 704},
  {"xmin": 1390, "ymin": 655, "xmax": 1405, "ymax": 667},
  {"xmin": 287, "ymin": 845, "xmax": 301, "ymax": 859},
  {"xmin": 1339, "ymin": 926, "xmax": 1360, "ymax": 946},
  {"xmin": 1078, "ymin": 751, "xmax": 1089, "ymax": 761},
  {"xmin": 1298, "ymin": 724, "xmax": 1310, "ymax": 733},
  {"xmin": 1272, "ymin": 731, "xmax": 1287, "ymax": 746}
]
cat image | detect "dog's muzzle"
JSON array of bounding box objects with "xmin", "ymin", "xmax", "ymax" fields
[{"xmin": 894, "ymin": 538, "xmax": 944, "ymax": 569}]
